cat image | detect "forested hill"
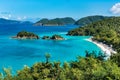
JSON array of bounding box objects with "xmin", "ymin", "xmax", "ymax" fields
[
  {"xmin": 34, "ymin": 15, "xmax": 109, "ymax": 26},
  {"xmin": 67, "ymin": 17, "xmax": 120, "ymax": 51},
  {"xmin": 34, "ymin": 17, "xmax": 75, "ymax": 26},
  {"xmin": 75, "ymin": 15, "xmax": 109, "ymax": 26}
]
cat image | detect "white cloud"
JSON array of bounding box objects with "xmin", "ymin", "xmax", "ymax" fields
[
  {"xmin": 1, "ymin": 14, "xmax": 12, "ymax": 19},
  {"xmin": 23, "ymin": 16, "xmax": 27, "ymax": 19},
  {"xmin": 8, "ymin": 14, "xmax": 12, "ymax": 18},
  {"xmin": 110, "ymin": 3, "xmax": 120, "ymax": 14},
  {"xmin": 0, "ymin": 12, "xmax": 12, "ymax": 19},
  {"xmin": 1, "ymin": 16, "xmax": 9, "ymax": 19},
  {"xmin": 17, "ymin": 17, "xmax": 22, "ymax": 20}
]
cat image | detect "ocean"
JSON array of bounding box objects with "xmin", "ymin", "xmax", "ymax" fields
[{"xmin": 0, "ymin": 24, "xmax": 102, "ymax": 74}]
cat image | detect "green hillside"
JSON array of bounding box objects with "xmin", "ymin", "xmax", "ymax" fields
[
  {"xmin": 34, "ymin": 17, "xmax": 75, "ymax": 26},
  {"xmin": 75, "ymin": 15, "xmax": 108, "ymax": 26},
  {"xmin": 67, "ymin": 17, "xmax": 120, "ymax": 51}
]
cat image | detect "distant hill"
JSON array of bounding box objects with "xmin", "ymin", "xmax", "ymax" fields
[
  {"xmin": 0, "ymin": 18, "xmax": 20, "ymax": 24},
  {"xmin": 75, "ymin": 15, "xmax": 109, "ymax": 26},
  {"xmin": 34, "ymin": 17, "xmax": 76, "ymax": 26},
  {"xmin": 0, "ymin": 18, "xmax": 33, "ymax": 25}
]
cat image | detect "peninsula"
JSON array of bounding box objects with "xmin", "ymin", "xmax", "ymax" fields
[{"xmin": 67, "ymin": 17, "xmax": 120, "ymax": 56}]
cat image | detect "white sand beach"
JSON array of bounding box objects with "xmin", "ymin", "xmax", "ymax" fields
[{"xmin": 86, "ymin": 37, "xmax": 117, "ymax": 56}]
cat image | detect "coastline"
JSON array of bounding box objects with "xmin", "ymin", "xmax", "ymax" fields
[{"xmin": 86, "ymin": 37, "xmax": 117, "ymax": 56}]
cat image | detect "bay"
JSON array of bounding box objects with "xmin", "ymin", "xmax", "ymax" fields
[{"xmin": 0, "ymin": 24, "xmax": 102, "ymax": 73}]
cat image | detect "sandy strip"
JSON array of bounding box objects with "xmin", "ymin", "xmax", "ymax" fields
[{"xmin": 86, "ymin": 37, "xmax": 117, "ymax": 56}]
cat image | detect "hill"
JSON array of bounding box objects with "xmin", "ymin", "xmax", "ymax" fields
[
  {"xmin": 0, "ymin": 18, "xmax": 20, "ymax": 24},
  {"xmin": 75, "ymin": 15, "xmax": 108, "ymax": 26},
  {"xmin": 0, "ymin": 18, "xmax": 33, "ymax": 25},
  {"xmin": 67, "ymin": 17, "xmax": 120, "ymax": 52},
  {"xmin": 34, "ymin": 17, "xmax": 75, "ymax": 26}
]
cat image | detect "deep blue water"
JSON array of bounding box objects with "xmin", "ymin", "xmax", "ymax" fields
[{"xmin": 0, "ymin": 24, "xmax": 102, "ymax": 74}]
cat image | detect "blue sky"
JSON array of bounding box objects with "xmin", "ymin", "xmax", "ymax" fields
[{"xmin": 0, "ymin": 0, "xmax": 120, "ymax": 21}]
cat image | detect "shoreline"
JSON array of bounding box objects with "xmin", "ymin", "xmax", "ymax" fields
[{"xmin": 86, "ymin": 37, "xmax": 117, "ymax": 56}]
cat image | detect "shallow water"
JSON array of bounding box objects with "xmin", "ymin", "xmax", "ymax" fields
[{"xmin": 0, "ymin": 24, "xmax": 102, "ymax": 73}]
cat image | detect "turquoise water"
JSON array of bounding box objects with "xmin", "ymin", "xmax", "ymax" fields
[{"xmin": 0, "ymin": 24, "xmax": 102, "ymax": 74}]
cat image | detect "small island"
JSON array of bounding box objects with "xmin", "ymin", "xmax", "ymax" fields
[
  {"xmin": 42, "ymin": 34, "xmax": 64, "ymax": 40},
  {"xmin": 12, "ymin": 31, "xmax": 39, "ymax": 39},
  {"xmin": 42, "ymin": 36, "xmax": 51, "ymax": 40}
]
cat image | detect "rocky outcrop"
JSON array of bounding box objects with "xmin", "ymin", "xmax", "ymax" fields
[
  {"xmin": 51, "ymin": 35, "xmax": 64, "ymax": 40},
  {"xmin": 42, "ymin": 36, "xmax": 51, "ymax": 40},
  {"xmin": 42, "ymin": 35, "xmax": 64, "ymax": 40}
]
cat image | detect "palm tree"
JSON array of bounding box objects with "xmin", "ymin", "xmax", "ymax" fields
[{"xmin": 45, "ymin": 53, "xmax": 51, "ymax": 64}]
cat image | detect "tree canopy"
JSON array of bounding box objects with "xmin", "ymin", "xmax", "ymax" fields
[{"xmin": 67, "ymin": 17, "xmax": 120, "ymax": 52}]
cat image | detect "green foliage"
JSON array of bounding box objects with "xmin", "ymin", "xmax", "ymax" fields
[
  {"xmin": 0, "ymin": 73, "xmax": 3, "ymax": 80},
  {"xmin": 110, "ymin": 53, "xmax": 120, "ymax": 67},
  {"xmin": 51, "ymin": 34, "xmax": 64, "ymax": 40},
  {"xmin": 17, "ymin": 31, "xmax": 39, "ymax": 39},
  {"xmin": 35, "ymin": 17, "xmax": 75, "ymax": 26},
  {"xmin": 45, "ymin": 53, "xmax": 51, "ymax": 63},
  {"xmin": 75, "ymin": 15, "xmax": 108, "ymax": 26},
  {"xmin": 3, "ymin": 68, "xmax": 13, "ymax": 80},
  {"xmin": 85, "ymin": 51, "xmax": 106, "ymax": 61},
  {"xmin": 67, "ymin": 16, "xmax": 120, "ymax": 72},
  {"xmin": 37, "ymin": 18, "xmax": 49, "ymax": 24},
  {"xmin": 67, "ymin": 17, "xmax": 120, "ymax": 51},
  {"xmin": 42, "ymin": 36, "xmax": 50, "ymax": 40},
  {"xmin": 42, "ymin": 34, "xmax": 64, "ymax": 40}
]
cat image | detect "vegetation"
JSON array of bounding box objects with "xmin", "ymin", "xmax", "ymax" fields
[
  {"xmin": 51, "ymin": 34, "xmax": 64, "ymax": 40},
  {"xmin": 45, "ymin": 53, "xmax": 51, "ymax": 63},
  {"xmin": 42, "ymin": 34, "xmax": 64, "ymax": 40},
  {"xmin": 67, "ymin": 17, "xmax": 120, "ymax": 52},
  {"xmin": 35, "ymin": 15, "xmax": 109, "ymax": 27},
  {"xmin": 35, "ymin": 17, "xmax": 75, "ymax": 26},
  {"xmin": 0, "ymin": 51, "xmax": 120, "ymax": 80},
  {"xmin": 42, "ymin": 36, "xmax": 51, "ymax": 40},
  {"xmin": 67, "ymin": 16, "xmax": 120, "ymax": 79},
  {"xmin": 15, "ymin": 31, "xmax": 39, "ymax": 39},
  {"xmin": 75, "ymin": 15, "xmax": 108, "ymax": 26}
]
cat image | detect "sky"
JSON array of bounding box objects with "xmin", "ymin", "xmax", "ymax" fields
[{"xmin": 0, "ymin": 0, "xmax": 120, "ymax": 21}]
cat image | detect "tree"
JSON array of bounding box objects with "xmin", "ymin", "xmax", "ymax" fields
[{"xmin": 45, "ymin": 53, "xmax": 51, "ymax": 64}]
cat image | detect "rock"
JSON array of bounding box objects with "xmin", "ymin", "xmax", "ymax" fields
[
  {"xmin": 51, "ymin": 34, "xmax": 64, "ymax": 40},
  {"xmin": 42, "ymin": 36, "xmax": 51, "ymax": 40},
  {"xmin": 42, "ymin": 35, "xmax": 64, "ymax": 40}
]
